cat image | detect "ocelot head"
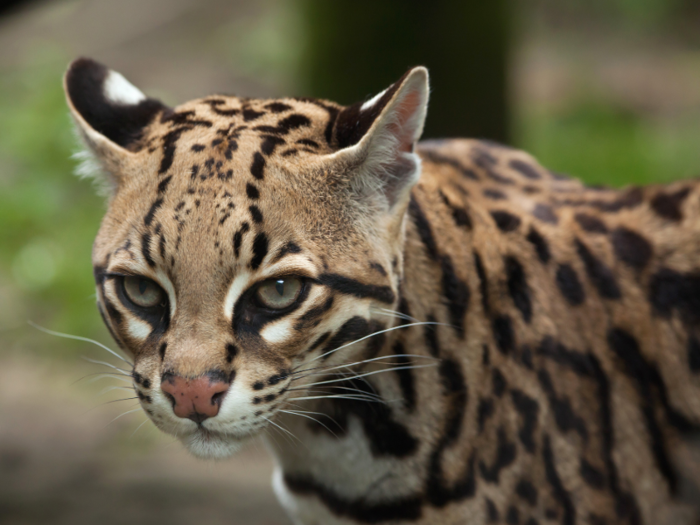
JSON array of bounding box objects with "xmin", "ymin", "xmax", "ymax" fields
[{"xmin": 64, "ymin": 58, "xmax": 429, "ymax": 458}]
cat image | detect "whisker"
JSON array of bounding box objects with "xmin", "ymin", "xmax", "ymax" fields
[
  {"xmin": 263, "ymin": 416, "xmax": 304, "ymax": 448},
  {"xmin": 98, "ymin": 385, "xmax": 135, "ymax": 396},
  {"xmin": 296, "ymin": 364, "xmax": 436, "ymax": 389},
  {"xmin": 290, "ymin": 394, "xmax": 387, "ymax": 403},
  {"xmin": 130, "ymin": 418, "xmax": 150, "ymax": 438},
  {"xmin": 290, "ymin": 353, "xmax": 437, "ymax": 380},
  {"xmin": 81, "ymin": 356, "xmax": 132, "ymax": 376},
  {"xmin": 73, "ymin": 373, "xmax": 134, "ymax": 385},
  {"xmin": 304, "ymin": 321, "xmax": 442, "ymax": 365},
  {"xmin": 279, "ymin": 410, "xmax": 339, "ymax": 438},
  {"xmin": 28, "ymin": 321, "xmax": 132, "ymax": 366},
  {"xmin": 286, "ymin": 385, "xmax": 384, "ymax": 402},
  {"xmin": 106, "ymin": 406, "xmax": 142, "ymax": 426}
]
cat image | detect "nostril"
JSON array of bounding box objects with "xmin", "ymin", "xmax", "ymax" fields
[{"xmin": 211, "ymin": 390, "xmax": 227, "ymax": 408}]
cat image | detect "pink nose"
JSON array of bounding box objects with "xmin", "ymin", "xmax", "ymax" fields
[{"xmin": 160, "ymin": 372, "xmax": 230, "ymax": 423}]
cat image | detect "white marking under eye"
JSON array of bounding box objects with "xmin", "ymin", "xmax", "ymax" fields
[
  {"xmin": 154, "ymin": 268, "xmax": 177, "ymax": 320},
  {"xmin": 360, "ymin": 87, "xmax": 388, "ymax": 111},
  {"xmin": 127, "ymin": 317, "xmax": 153, "ymax": 341},
  {"xmin": 224, "ymin": 270, "xmax": 251, "ymax": 321},
  {"xmin": 103, "ymin": 70, "xmax": 146, "ymax": 105},
  {"xmin": 261, "ymin": 318, "xmax": 293, "ymax": 345}
]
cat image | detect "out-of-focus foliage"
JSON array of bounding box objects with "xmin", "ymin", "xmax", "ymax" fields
[{"xmin": 0, "ymin": 54, "xmax": 109, "ymax": 356}]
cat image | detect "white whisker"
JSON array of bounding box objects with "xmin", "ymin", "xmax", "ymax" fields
[
  {"xmin": 297, "ymin": 364, "xmax": 436, "ymax": 388},
  {"xmin": 106, "ymin": 406, "xmax": 142, "ymax": 426},
  {"xmin": 28, "ymin": 321, "xmax": 132, "ymax": 366},
  {"xmin": 305, "ymin": 321, "xmax": 441, "ymax": 365},
  {"xmin": 279, "ymin": 409, "xmax": 339, "ymax": 438},
  {"xmin": 81, "ymin": 356, "xmax": 132, "ymax": 376}
]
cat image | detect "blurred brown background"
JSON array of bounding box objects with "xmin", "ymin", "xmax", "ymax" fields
[{"xmin": 0, "ymin": 0, "xmax": 699, "ymax": 523}]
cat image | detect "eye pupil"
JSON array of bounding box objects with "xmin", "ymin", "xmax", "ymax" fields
[
  {"xmin": 122, "ymin": 276, "xmax": 165, "ymax": 309},
  {"xmin": 256, "ymin": 277, "xmax": 302, "ymax": 310},
  {"xmin": 275, "ymin": 280, "xmax": 284, "ymax": 296},
  {"xmin": 139, "ymin": 279, "xmax": 148, "ymax": 294}
]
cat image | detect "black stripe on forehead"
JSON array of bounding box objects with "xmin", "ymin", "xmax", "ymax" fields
[{"xmin": 318, "ymin": 273, "xmax": 395, "ymax": 304}]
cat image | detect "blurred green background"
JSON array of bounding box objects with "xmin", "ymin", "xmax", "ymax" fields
[{"xmin": 0, "ymin": 0, "xmax": 698, "ymax": 523}]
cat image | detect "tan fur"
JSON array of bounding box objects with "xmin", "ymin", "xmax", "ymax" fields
[{"xmin": 66, "ymin": 60, "xmax": 700, "ymax": 524}]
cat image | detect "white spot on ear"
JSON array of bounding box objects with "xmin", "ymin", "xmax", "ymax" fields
[
  {"xmin": 127, "ymin": 317, "xmax": 152, "ymax": 341},
  {"xmin": 103, "ymin": 70, "xmax": 146, "ymax": 105},
  {"xmin": 261, "ymin": 318, "xmax": 292, "ymax": 345},
  {"xmin": 360, "ymin": 87, "xmax": 388, "ymax": 111}
]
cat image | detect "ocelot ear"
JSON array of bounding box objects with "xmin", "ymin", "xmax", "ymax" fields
[
  {"xmin": 328, "ymin": 67, "xmax": 429, "ymax": 211},
  {"xmin": 64, "ymin": 57, "xmax": 169, "ymax": 195}
]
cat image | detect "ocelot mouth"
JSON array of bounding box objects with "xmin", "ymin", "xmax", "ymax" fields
[{"xmin": 182, "ymin": 427, "xmax": 245, "ymax": 459}]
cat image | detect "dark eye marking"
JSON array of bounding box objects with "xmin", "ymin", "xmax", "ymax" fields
[{"xmin": 318, "ymin": 273, "xmax": 395, "ymax": 304}]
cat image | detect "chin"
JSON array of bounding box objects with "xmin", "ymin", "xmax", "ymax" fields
[{"xmin": 180, "ymin": 429, "xmax": 245, "ymax": 459}]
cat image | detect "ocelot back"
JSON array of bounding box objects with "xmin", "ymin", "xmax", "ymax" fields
[{"xmin": 64, "ymin": 57, "xmax": 700, "ymax": 525}]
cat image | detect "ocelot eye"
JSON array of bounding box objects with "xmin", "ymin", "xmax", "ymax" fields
[
  {"xmin": 255, "ymin": 278, "xmax": 302, "ymax": 310},
  {"xmin": 122, "ymin": 276, "xmax": 165, "ymax": 309}
]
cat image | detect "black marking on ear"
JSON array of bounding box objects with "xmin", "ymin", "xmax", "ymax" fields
[
  {"xmin": 157, "ymin": 175, "xmax": 172, "ymax": 194},
  {"xmin": 249, "ymin": 205, "xmax": 263, "ymax": 224},
  {"xmin": 250, "ymin": 233, "xmax": 268, "ymax": 270},
  {"xmin": 509, "ymin": 159, "xmax": 542, "ymax": 180},
  {"xmin": 490, "ymin": 211, "xmax": 521, "ymax": 232},
  {"xmin": 479, "ymin": 427, "xmax": 517, "ymax": 483},
  {"xmin": 66, "ymin": 58, "xmax": 168, "ymax": 149},
  {"xmin": 246, "ymin": 183, "xmax": 260, "ymax": 200},
  {"xmin": 575, "ymin": 213, "xmax": 608, "ymax": 233},
  {"xmin": 333, "ymin": 73, "xmax": 407, "ymax": 148},
  {"xmin": 474, "ymin": 251, "xmax": 490, "ymax": 314},
  {"xmin": 255, "ymin": 114, "xmax": 311, "ymax": 135},
  {"xmin": 441, "ymin": 255, "xmax": 470, "ymax": 338},
  {"xmin": 144, "ymin": 198, "xmax": 163, "ymax": 226},
  {"xmin": 651, "ymin": 187, "xmax": 690, "ymax": 222},
  {"xmin": 261, "ymin": 135, "xmax": 286, "ymax": 156},
  {"xmin": 283, "ymin": 474, "xmax": 423, "ymax": 522},
  {"xmin": 511, "ymin": 389, "xmax": 539, "ymax": 454},
  {"xmin": 265, "ymin": 102, "xmax": 292, "ymax": 113},
  {"xmin": 611, "ymin": 227, "xmax": 653, "ymax": 270},
  {"xmin": 575, "ymin": 239, "xmax": 621, "ymax": 299},
  {"xmin": 421, "ymin": 149, "xmax": 479, "ymax": 180},
  {"xmin": 233, "ymin": 222, "xmax": 250, "ymax": 258},
  {"xmin": 141, "ymin": 232, "xmax": 155, "ymax": 267},
  {"xmin": 533, "ymin": 204, "xmax": 558, "ymax": 224},
  {"xmin": 542, "ymin": 435, "xmax": 575, "ymax": 525},
  {"xmin": 408, "ymin": 196, "xmax": 439, "ymax": 261},
  {"xmin": 318, "ymin": 273, "xmax": 395, "ymax": 304},
  {"xmin": 526, "ymin": 227, "xmax": 551, "ymax": 264},
  {"xmin": 250, "ymin": 152, "xmax": 266, "ymax": 179},
  {"xmin": 505, "ymin": 256, "xmax": 532, "ymax": 323},
  {"xmin": 556, "ymin": 264, "xmax": 585, "ymax": 305},
  {"xmin": 492, "ymin": 315, "xmax": 514, "ymax": 354}
]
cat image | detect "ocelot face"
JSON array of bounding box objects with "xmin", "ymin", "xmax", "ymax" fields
[{"xmin": 66, "ymin": 58, "xmax": 428, "ymax": 457}]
